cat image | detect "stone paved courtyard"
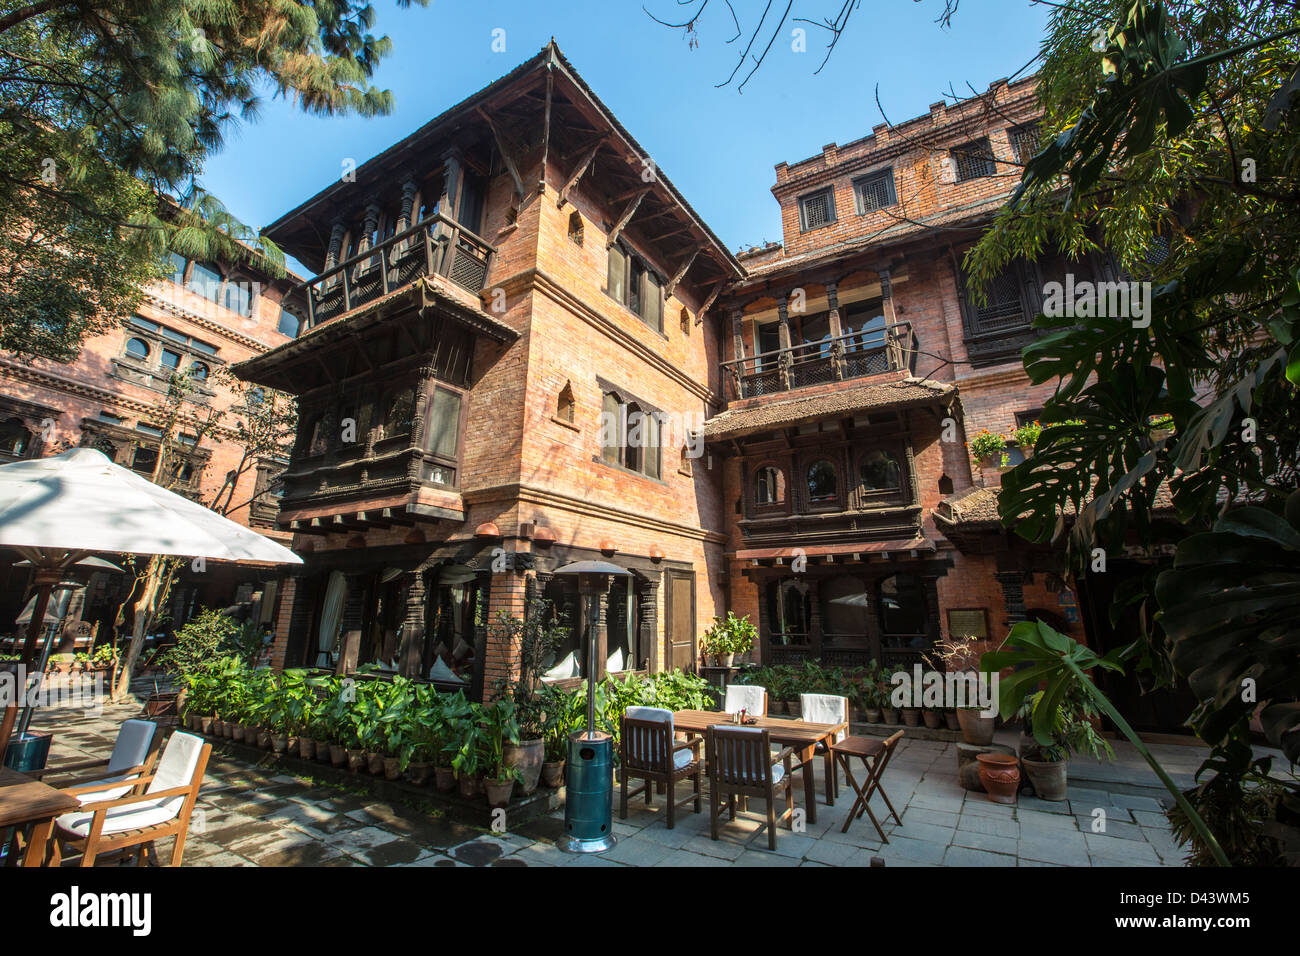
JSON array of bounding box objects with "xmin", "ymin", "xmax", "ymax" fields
[{"xmin": 23, "ymin": 688, "xmax": 1207, "ymax": 867}]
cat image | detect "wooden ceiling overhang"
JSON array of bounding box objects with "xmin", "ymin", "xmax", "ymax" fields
[
  {"xmin": 262, "ymin": 42, "xmax": 743, "ymax": 298},
  {"xmin": 734, "ymin": 536, "xmax": 938, "ymax": 569},
  {"xmin": 231, "ymin": 278, "xmax": 517, "ymax": 395}
]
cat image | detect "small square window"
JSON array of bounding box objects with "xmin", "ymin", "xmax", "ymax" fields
[
  {"xmin": 160, "ymin": 349, "xmax": 181, "ymax": 370},
  {"xmin": 798, "ymin": 188, "xmax": 836, "ymax": 231},
  {"xmin": 1010, "ymin": 124, "xmax": 1040, "ymax": 165},
  {"xmin": 952, "ymin": 138, "xmax": 996, "ymax": 182},
  {"xmin": 854, "ymin": 170, "xmax": 897, "ymax": 213}
]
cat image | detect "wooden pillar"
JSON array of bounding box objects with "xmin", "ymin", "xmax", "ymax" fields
[
  {"xmin": 878, "ymin": 269, "xmax": 902, "ymax": 370},
  {"xmin": 397, "ymin": 570, "xmax": 427, "ymax": 678},
  {"xmin": 777, "ymin": 300, "xmax": 793, "ymax": 390},
  {"xmin": 358, "ymin": 202, "xmax": 381, "ymax": 272},
  {"xmin": 806, "ymin": 577, "xmax": 823, "ymax": 661},
  {"xmin": 826, "ymin": 281, "xmax": 846, "ymax": 379},
  {"xmin": 729, "ymin": 309, "xmax": 746, "ymax": 400},
  {"xmin": 636, "ymin": 576, "xmax": 660, "ymax": 672},
  {"xmin": 471, "ymin": 568, "xmax": 493, "ymax": 702}
]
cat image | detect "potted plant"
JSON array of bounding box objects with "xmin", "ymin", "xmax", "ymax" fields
[
  {"xmin": 436, "ymin": 692, "xmax": 473, "ymax": 791},
  {"xmin": 926, "ymin": 634, "xmax": 995, "ymax": 744},
  {"xmin": 968, "ymin": 428, "xmax": 1007, "ymax": 467},
  {"xmin": 494, "ymin": 603, "xmax": 563, "ymax": 795},
  {"xmin": 1010, "ymin": 420, "xmax": 1042, "ymax": 457},
  {"xmin": 922, "ymin": 703, "xmax": 942, "ymax": 730},
  {"xmin": 451, "ymin": 704, "xmax": 485, "ymax": 798},
  {"xmin": 481, "ymin": 698, "xmax": 523, "ymax": 808},
  {"xmin": 702, "ymin": 611, "xmax": 756, "ymax": 667},
  {"xmin": 539, "ymin": 683, "xmax": 581, "ymax": 788},
  {"xmin": 1016, "ymin": 686, "xmax": 1114, "ymax": 801}
]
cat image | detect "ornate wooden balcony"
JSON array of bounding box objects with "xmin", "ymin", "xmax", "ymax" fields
[
  {"xmin": 300, "ymin": 213, "xmax": 496, "ymax": 331},
  {"xmin": 720, "ymin": 322, "xmax": 915, "ymax": 402}
]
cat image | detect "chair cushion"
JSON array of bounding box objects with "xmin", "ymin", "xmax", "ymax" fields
[
  {"xmin": 606, "ymin": 646, "xmax": 625, "ymax": 673},
  {"xmin": 429, "ymin": 656, "xmax": 465, "ymax": 684},
  {"xmin": 724, "ymin": 685, "xmax": 765, "ymax": 715},
  {"xmin": 73, "ymin": 774, "xmax": 137, "ymax": 806},
  {"xmin": 107, "ymin": 719, "xmax": 157, "ymax": 775},
  {"xmin": 146, "ymin": 731, "xmax": 204, "ymax": 819},
  {"xmin": 673, "ymin": 747, "xmax": 696, "ymax": 771},
  {"xmin": 542, "ymin": 651, "xmax": 579, "ymax": 681},
  {"xmin": 56, "ymin": 800, "xmax": 181, "ymax": 838},
  {"xmin": 800, "ymin": 693, "xmax": 849, "ymax": 743},
  {"xmin": 625, "ymin": 707, "xmax": 678, "ymax": 768}
]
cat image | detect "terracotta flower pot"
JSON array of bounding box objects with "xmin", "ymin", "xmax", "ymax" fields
[
  {"xmin": 977, "ymin": 753, "xmax": 1020, "ymax": 805},
  {"xmin": 271, "ymin": 734, "xmax": 288, "ymax": 755},
  {"xmin": 406, "ymin": 761, "xmax": 433, "ymax": 786},
  {"xmin": 330, "ymin": 744, "xmax": 347, "ymax": 767},
  {"xmin": 257, "ymin": 730, "xmax": 272, "ymax": 749},
  {"xmin": 922, "ymin": 710, "xmax": 942, "ymax": 730},
  {"xmin": 881, "ymin": 707, "xmax": 900, "ymax": 725},
  {"xmin": 317, "ymin": 742, "xmax": 333, "ymax": 763},
  {"xmin": 366, "ymin": 752, "xmax": 385, "ymax": 775},
  {"xmin": 957, "ymin": 708, "xmax": 996, "ymax": 745},
  {"xmin": 484, "ymin": 777, "xmax": 515, "ymax": 808},
  {"xmin": 383, "ymin": 756, "xmax": 402, "ymax": 780},
  {"xmin": 901, "ymin": 707, "xmax": 921, "ymax": 727},
  {"xmin": 504, "ymin": 738, "xmax": 544, "ymax": 795},
  {"xmin": 541, "ymin": 760, "xmax": 566, "ymax": 788},
  {"xmin": 288, "ymin": 735, "xmax": 300, "ymax": 754},
  {"xmin": 864, "ymin": 707, "xmax": 882, "ymax": 723},
  {"xmin": 787, "ymin": 701, "xmax": 802, "ymax": 719},
  {"xmin": 1021, "ymin": 756, "xmax": 1068, "ymax": 801},
  {"xmin": 457, "ymin": 772, "xmax": 480, "ymax": 799},
  {"xmin": 944, "ymin": 710, "xmax": 960, "ymax": 731},
  {"xmin": 435, "ymin": 766, "xmax": 456, "ymax": 792},
  {"xmin": 199, "ymin": 716, "xmax": 214, "ymax": 734},
  {"xmin": 346, "ymin": 749, "xmax": 366, "ymax": 773},
  {"xmin": 299, "ymin": 737, "xmax": 316, "ymax": 760}
]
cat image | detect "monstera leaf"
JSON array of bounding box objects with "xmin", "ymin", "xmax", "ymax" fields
[
  {"xmin": 1156, "ymin": 493, "xmax": 1300, "ymax": 763},
  {"xmin": 982, "ymin": 619, "xmax": 1229, "ymax": 866}
]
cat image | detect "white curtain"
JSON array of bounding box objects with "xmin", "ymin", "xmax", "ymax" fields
[{"xmin": 318, "ymin": 571, "xmax": 348, "ymax": 655}]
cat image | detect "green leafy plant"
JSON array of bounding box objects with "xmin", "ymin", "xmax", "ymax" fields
[
  {"xmin": 982, "ymin": 619, "xmax": 1228, "ymax": 866},
  {"xmin": 968, "ymin": 428, "xmax": 1007, "ymax": 464},
  {"xmin": 480, "ymin": 698, "xmax": 523, "ymax": 785},
  {"xmin": 701, "ymin": 611, "xmax": 756, "ymax": 658}
]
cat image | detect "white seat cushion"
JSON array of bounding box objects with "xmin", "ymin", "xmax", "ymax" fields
[
  {"xmin": 56, "ymin": 799, "xmax": 181, "ymax": 838},
  {"xmin": 624, "ymin": 707, "xmax": 682, "ymax": 768},
  {"xmin": 542, "ymin": 651, "xmax": 578, "ymax": 681},
  {"xmin": 73, "ymin": 773, "xmax": 137, "ymax": 806},
  {"xmin": 429, "ymin": 656, "xmax": 464, "ymax": 684},
  {"xmin": 724, "ymin": 685, "xmax": 765, "ymax": 716},
  {"xmin": 673, "ymin": 748, "xmax": 696, "ymax": 771},
  {"xmin": 106, "ymin": 719, "xmax": 156, "ymax": 774},
  {"xmin": 606, "ymin": 647, "xmax": 625, "ymax": 673},
  {"xmin": 800, "ymin": 693, "xmax": 848, "ymax": 743},
  {"xmin": 713, "ymin": 725, "xmax": 784, "ymax": 784}
]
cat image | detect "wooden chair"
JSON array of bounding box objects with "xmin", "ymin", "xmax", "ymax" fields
[
  {"xmin": 0, "ymin": 703, "xmax": 16, "ymax": 761},
  {"xmin": 50, "ymin": 731, "xmax": 211, "ymax": 867},
  {"xmin": 832, "ymin": 731, "xmax": 905, "ymax": 841},
  {"xmin": 723, "ymin": 684, "xmax": 767, "ymax": 716},
  {"xmin": 34, "ymin": 718, "xmax": 161, "ymax": 803},
  {"xmin": 798, "ymin": 693, "xmax": 849, "ymax": 801},
  {"xmin": 618, "ymin": 706, "xmax": 702, "ymax": 829},
  {"xmin": 706, "ymin": 725, "xmax": 796, "ymax": 851}
]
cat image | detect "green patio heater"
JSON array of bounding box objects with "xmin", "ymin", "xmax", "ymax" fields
[{"xmin": 552, "ymin": 560, "xmax": 629, "ymax": 854}]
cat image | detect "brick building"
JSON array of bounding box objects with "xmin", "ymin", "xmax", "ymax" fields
[
  {"xmin": 0, "ymin": 241, "xmax": 304, "ymax": 637},
  {"xmin": 241, "ymin": 46, "xmax": 1181, "ymax": 725}
]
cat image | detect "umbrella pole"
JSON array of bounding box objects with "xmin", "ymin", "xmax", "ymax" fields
[
  {"xmin": 18, "ymin": 573, "xmax": 57, "ymax": 669},
  {"xmin": 15, "ymin": 620, "xmax": 58, "ymax": 739}
]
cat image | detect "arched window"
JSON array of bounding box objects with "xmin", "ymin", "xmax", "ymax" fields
[
  {"xmin": 624, "ymin": 404, "xmax": 644, "ymax": 474},
  {"xmin": 765, "ymin": 578, "xmax": 810, "ymax": 645},
  {"xmin": 0, "ymin": 418, "xmax": 31, "ymax": 459},
  {"xmin": 859, "ymin": 450, "xmax": 901, "ymax": 492},
  {"xmin": 189, "ymin": 361, "xmax": 210, "ymax": 382},
  {"xmin": 754, "ymin": 465, "xmax": 785, "ymax": 505},
  {"xmin": 125, "ymin": 337, "xmax": 150, "ymax": 361},
  {"xmin": 820, "ymin": 576, "xmax": 868, "ymax": 644},
  {"xmin": 806, "ymin": 459, "xmax": 838, "ymax": 504},
  {"xmin": 600, "ymin": 391, "xmax": 621, "ymax": 464}
]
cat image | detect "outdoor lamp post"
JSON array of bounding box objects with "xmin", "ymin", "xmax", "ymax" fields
[{"xmin": 551, "ymin": 559, "xmax": 630, "ymax": 854}]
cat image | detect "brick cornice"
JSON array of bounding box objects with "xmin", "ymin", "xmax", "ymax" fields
[
  {"xmin": 138, "ymin": 290, "xmax": 278, "ymax": 353},
  {"xmin": 462, "ymin": 481, "xmax": 729, "ymax": 546}
]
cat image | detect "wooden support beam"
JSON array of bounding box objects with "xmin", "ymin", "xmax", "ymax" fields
[
  {"xmin": 558, "ymin": 140, "xmax": 602, "ymax": 208},
  {"xmin": 477, "ymin": 107, "xmax": 525, "ymax": 201},
  {"xmin": 606, "ymin": 187, "xmax": 651, "ymax": 249},
  {"xmin": 665, "ymin": 246, "xmax": 703, "ymax": 297},
  {"xmin": 696, "ymin": 279, "xmax": 726, "ymax": 326},
  {"xmin": 538, "ymin": 67, "xmax": 553, "ymax": 194}
]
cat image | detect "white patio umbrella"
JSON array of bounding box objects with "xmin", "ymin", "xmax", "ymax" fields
[{"xmin": 0, "ymin": 448, "xmax": 301, "ymax": 667}]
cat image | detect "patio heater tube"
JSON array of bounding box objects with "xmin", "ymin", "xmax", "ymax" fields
[{"xmin": 552, "ymin": 561, "xmax": 628, "ymax": 854}]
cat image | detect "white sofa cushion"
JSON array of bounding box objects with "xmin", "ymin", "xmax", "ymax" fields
[{"xmin": 724, "ymin": 684, "xmax": 765, "ymax": 716}]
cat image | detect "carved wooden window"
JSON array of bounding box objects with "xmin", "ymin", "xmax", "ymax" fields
[
  {"xmin": 423, "ymin": 387, "xmax": 461, "ymax": 460},
  {"xmin": 1010, "ymin": 124, "xmax": 1040, "ymax": 165},
  {"xmin": 556, "ymin": 382, "xmax": 575, "ymax": 424},
  {"xmin": 0, "ymin": 418, "xmax": 32, "ymax": 462},
  {"xmin": 806, "ymin": 459, "xmax": 838, "ymax": 504},
  {"xmin": 606, "ymin": 243, "xmax": 664, "ymax": 332},
  {"xmin": 599, "ymin": 391, "xmax": 660, "ymax": 479},
  {"xmin": 754, "ymin": 465, "xmax": 786, "ymax": 506},
  {"xmin": 878, "ymin": 573, "xmax": 928, "ymax": 642}
]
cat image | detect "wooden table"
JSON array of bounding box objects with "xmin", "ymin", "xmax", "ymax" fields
[
  {"xmin": 0, "ymin": 766, "xmax": 78, "ymax": 867},
  {"xmin": 671, "ymin": 710, "xmax": 848, "ymax": 824}
]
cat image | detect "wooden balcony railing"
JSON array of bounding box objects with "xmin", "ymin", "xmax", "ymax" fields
[
  {"xmin": 300, "ymin": 213, "xmax": 496, "ymax": 331},
  {"xmin": 720, "ymin": 322, "xmax": 915, "ymax": 401}
]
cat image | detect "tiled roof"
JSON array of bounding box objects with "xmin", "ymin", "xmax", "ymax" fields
[
  {"xmin": 935, "ymin": 481, "xmax": 1177, "ymax": 529},
  {"xmin": 702, "ymin": 377, "xmax": 954, "ymax": 441}
]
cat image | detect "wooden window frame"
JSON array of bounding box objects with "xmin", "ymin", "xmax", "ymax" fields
[
  {"xmin": 797, "ymin": 187, "xmax": 837, "ymax": 232},
  {"xmin": 853, "ymin": 168, "xmax": 897, "ymax": 214}
]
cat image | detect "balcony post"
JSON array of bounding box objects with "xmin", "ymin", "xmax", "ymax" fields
[
  {"xmin": 730, "ymin": 309, "xmax": 746, "ymax": 400},
  {"xmin": 777, "ymin": 299, "xmax": 793, "ymax": 390},
  {"xmin": 321, "ymin": 221, "xmax": 346, "ymax": 293},
  {"xmin": 398, "ymin": 570, "xmax": 427, "ymax": 678},
  {"xmin": 826, "ymin": 281, "xmax": 846, "ymax": 379},
  {"xmin": 879, "ymin": 269, "xmax": 902, "ymax": 370}
]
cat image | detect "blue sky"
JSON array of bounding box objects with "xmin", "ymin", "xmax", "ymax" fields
[{"xmin": 201, "ymin": 1, "xmax": 1049, "ymax": 271}]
